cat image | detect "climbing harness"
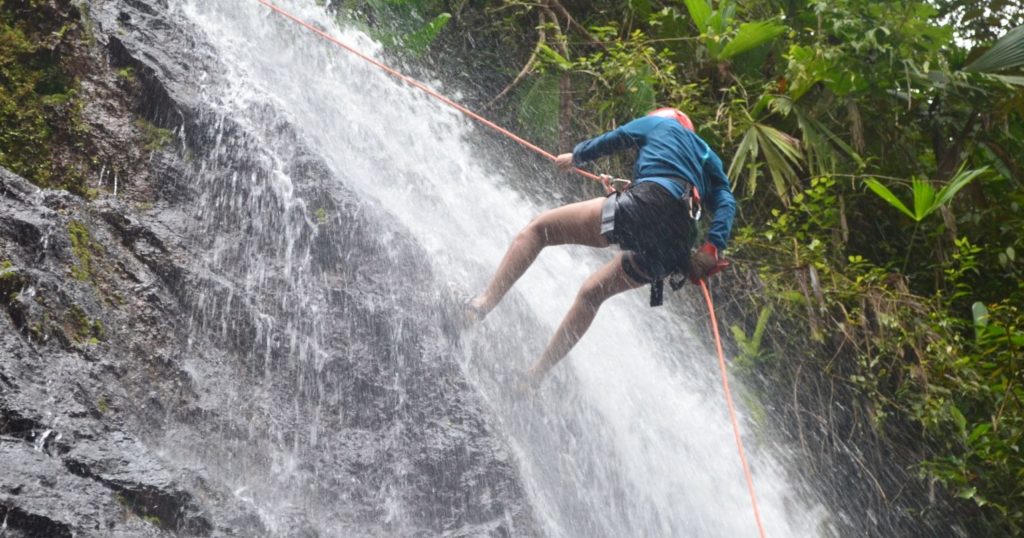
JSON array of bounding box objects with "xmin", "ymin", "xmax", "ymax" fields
[
  {"xmin": 599, "ymin": 173, "xmax": 632, "ymax": 193},
  {"xmin": 255, "ymin": 2, "xmax": 767, "ymax": 535}
]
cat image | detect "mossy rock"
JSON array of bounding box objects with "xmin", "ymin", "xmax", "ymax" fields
[{"xmin": 0, "ymin": 0, "xmax": 90, "ymax": 194}]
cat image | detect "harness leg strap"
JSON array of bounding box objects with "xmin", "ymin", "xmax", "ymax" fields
[{"xmin": 650, "ymin": 279, "xmax": 664, "ymax": 307}]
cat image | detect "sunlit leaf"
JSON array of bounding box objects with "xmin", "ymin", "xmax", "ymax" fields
[
  {"xmin": 973, "ymin": 302, "xmax": 990, "ymax": 341},
  {"xmin": 682, "ymin": 0, "xmax": 712, "ymax": 31},
  {"xmin": 538, "ymin": 43, "xmax": 574, "ymax": 71},
  {"xmin": 719, "ymin": 21, "xmax": 787, "ymax": 59},
  {"xmin": 865, "ymin": 179, "xmax": 915, "ymax": 220},
  {"xmin": 912, "ymin": 179, "xmax": 936, "ymax": 220}
]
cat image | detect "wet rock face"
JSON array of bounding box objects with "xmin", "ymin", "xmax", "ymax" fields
[{"xmin": 1, "ymin": 1, "xmax": 534, "ymax": 536}]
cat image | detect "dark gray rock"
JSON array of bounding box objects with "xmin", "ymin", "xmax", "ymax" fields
[{"xmin": 1, "ymin": 0, "xmax": 536, "ymax": 536}]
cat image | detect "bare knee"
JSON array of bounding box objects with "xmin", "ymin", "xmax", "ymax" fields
[
  {"xmin": 576, "ymin": 277, "xmax": 612, "ymax": 311},
  {"xmin": 514, "ymin": 220, "xmax": 549, "ymax": 250}
]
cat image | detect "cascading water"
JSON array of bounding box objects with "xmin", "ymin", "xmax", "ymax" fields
[{"xmin": 163, "ymin": 0, "xmax": 830, "ymax": 535}]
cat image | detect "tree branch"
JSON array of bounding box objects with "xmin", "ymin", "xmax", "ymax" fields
[{"xmin": 485, "ymin": 15, "xmax": 547, "ymax": 109}]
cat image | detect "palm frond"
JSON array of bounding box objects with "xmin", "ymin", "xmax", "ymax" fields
[
  {"xmin": 912, "ymin": 179, "xmax": 936, "ymax": 221},
  {"xmin": 965, "ymin": 24, "xmax": 1024, "ymax": 73},
  {"xmin": 720, "ymin": 21, "xmax": 787, "ymax": 60},
  {"xmin": 934, "ymin": 165, "xmax": 988, "ymax": 208},
  {"xmin": 682, "ymin": 0, "xmax": 712, "ymax": 31},
  {"xmin": 864, "ymin": 178, "xmax": 916, "ymax": 220}
]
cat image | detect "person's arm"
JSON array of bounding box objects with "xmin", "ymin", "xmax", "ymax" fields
[
  {"xmin": 704, "ymin": 154, "xmax": 736, "ymax": 251},
  {"xmin": 570, "ymin": 117, "xmax": 653, "ymax": 166},
  {"xmin": 689, "ymin": 154, "xmax": 736, "ymax": 282}
]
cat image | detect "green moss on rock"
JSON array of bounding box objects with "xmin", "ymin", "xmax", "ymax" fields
[
  {"xmin": 67, "ymin": 219, "xmax": 94, "ymax": 281},
  {"xmin": 134, "ymin": 118, "xmax": 173, "ymax": 151},
  {"xmin": 0, "ymin": 0, "xmax": 89, "ymax": 194},
  {"xmin": 67, "ymin": 303, "xmax": 103, "ymax": 344}
]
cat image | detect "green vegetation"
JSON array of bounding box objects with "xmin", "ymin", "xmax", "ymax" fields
[
  {"xmin": 357, "ymin": 0, "xmax": 1023, "ymax": 532},
  {"xmin": 116, "ymin": 66, "xmax": 135, "ymax": 81},
  {"xmin": 67, "ymin": 219, "xmax": 95, "ymax": 281},
  {"xmin": 67, "ymin": 303, "xmax": 103, "ymax": 344},
  {"xmin": 96, "ymin": 394, "xmax": 108, "ymax": 414},
  {"xmin": 315, "ymin": 207, "xmax": 328, "ymax": 223},
  {"xmin": 0, "ymin": 0, "xmax": 90, "ymax": 194},
  {"xmin": 134, "ymin": 118, "xmax": 173, "ymax": 152}
]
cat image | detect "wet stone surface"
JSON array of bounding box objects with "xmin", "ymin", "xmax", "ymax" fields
[{"xmin": 0, "ymin": 1, "xmax": 534, "ymax": 536}]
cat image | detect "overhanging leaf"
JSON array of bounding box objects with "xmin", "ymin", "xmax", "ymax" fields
[
  {"xmin": 965, "ymin": 23, "xmax": 1024, "ymax": 73},
  {"xmin": 985, "ymin": 73, "xmax": 1024, "ymax": 86},
  {"xmin": 719, "ymin": 21, "xmax": 787, "ymax": 60},
  {"xmin": 728, "ymin": 123, "xmax": 803, "ymax": 202},
  {"xmin": 865, "ymin": 178, "xmax": 915, "ymax": 220},
  {"xmin": 756, "ymin": 125, "xmax": 802, "ymax": 203},
  {"xmin": 934, "ymin": 165, "xmax": 988, "ymax": 208},
  {"xmin": 727, "ymin": 126, "xmax": 760, "ymax": 196},
  {"xmin": 682, "ymin": 0, "xmax": 712, "ymax": 30}
]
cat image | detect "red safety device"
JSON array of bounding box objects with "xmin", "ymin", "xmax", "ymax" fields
[
  {"xmin": 689, "ymin": 242, "xmax": 731, "ymax": 285},
  {"xmin": 648, "ymin": 107, "xmax": 695, "ymax": 132}
]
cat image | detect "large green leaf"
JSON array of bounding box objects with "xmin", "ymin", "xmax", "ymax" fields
[
  {"xmin": 682, "ymin": 0, "xmax": 712, "ymax": 31},
  {"xmin": 985, "ymin": 73, "xmax": 1024, "ymax": 86},
  {"xmin": 728, "ymin": 123, "xmax": 803, "ymax": 202},
  {"xmin": 934, "ymin": 165, "xmax": 988, "ymax": 208},
  {"xmin": 727, "ymin": 125, "xmax": 760, "ymax": 197},
  {"xmin": 911, "ymin": 179, "xmax": 936, "ymax": 220},
  {"xmin": 865, "ymin": 178, "xmax": 916, "ymax": 220},
  {"xmin": 965, "ymin": 23, "xmax": 1024, "ymax": 73},
  {"xmin": 719, "ymin": 21, "xmax": 787, "ymax": 60}
]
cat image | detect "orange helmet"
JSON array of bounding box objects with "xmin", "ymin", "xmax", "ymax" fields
[{"xmin": 647, "ymin": 107, "xmax": 694, "ymax": 132}]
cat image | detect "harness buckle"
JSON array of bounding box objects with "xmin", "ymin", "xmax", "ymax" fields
[
  {"xmin": 687, "ymin": 195, "xmax": 702, "ymax": 221},
  {"xmin": 599, "ymin": 174, "xmax": 632, "ymax": 193}
]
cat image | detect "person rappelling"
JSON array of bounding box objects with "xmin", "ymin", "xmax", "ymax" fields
[{"xmin": 463, "ymin": 107, "xmax": 736, "ymax": 387}]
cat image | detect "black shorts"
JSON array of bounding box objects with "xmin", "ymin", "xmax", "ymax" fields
[{"xmin": 601, "ymin": 181, "xmax": 696, "ymax": 283}]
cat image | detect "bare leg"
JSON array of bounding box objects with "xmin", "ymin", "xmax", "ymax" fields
[
  {"xmin": 471, "ymin": 197, "xmax": 609, "ymax": 315},
  {"xmin": 526, "ymin": 252, "xmax": 645, "ymax": 384}
]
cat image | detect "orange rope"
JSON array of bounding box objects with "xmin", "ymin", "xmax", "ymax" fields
[
  {"xmin": 255, "ymin": 0, "xmax": 604, "ymax": 185},
  {"xmin": 700, "ymin": 279, "xmax": 768, "ymax": 537},
  {"xmin": 256, "ymin": 1, "xmax": 767, "ymax": 533}
]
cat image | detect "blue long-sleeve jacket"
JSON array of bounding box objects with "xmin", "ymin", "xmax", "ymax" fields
[{"xmin": 572, "ymin": 116, "xmax": 737, "ymax": 250}]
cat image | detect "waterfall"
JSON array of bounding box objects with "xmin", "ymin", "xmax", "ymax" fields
[{"xmin": 166, "ymin": 0, "xmax": 828, "ymax": 535}]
